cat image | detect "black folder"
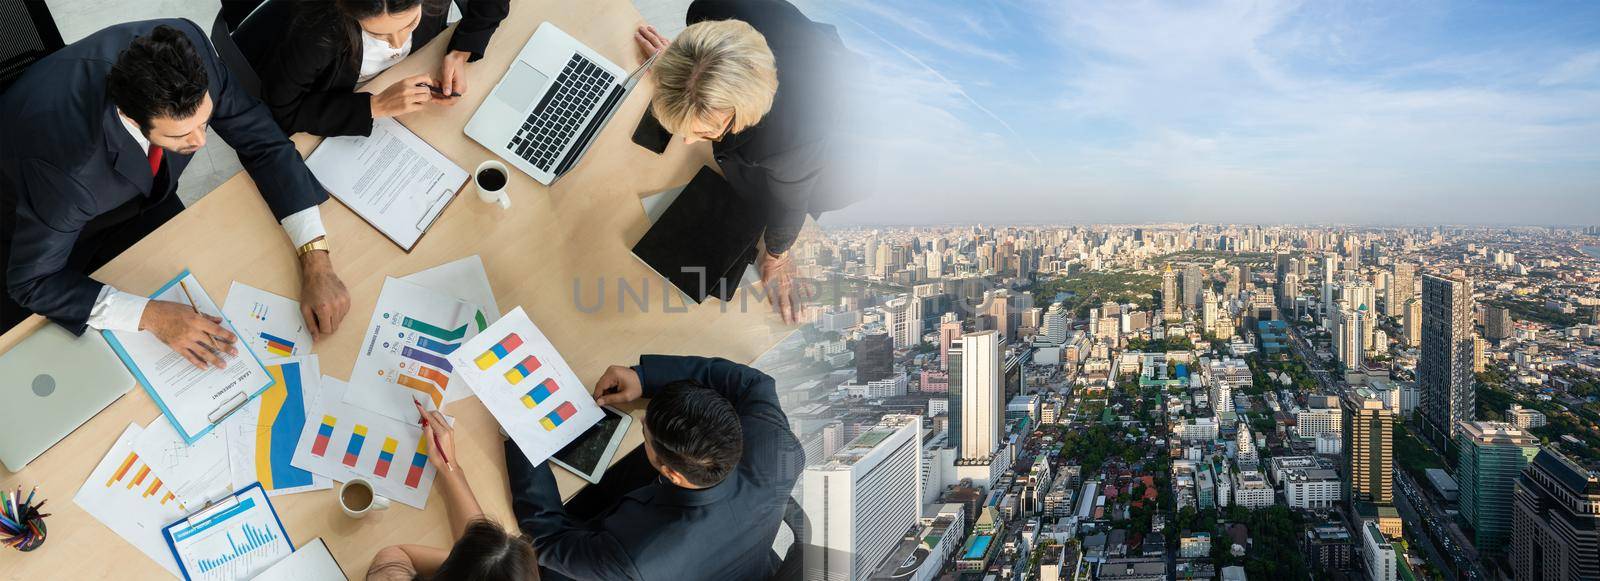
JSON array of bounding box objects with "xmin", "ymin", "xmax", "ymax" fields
[{"xmin": 632, "ymin": 167, "xmax": 765, "ymax": 303}]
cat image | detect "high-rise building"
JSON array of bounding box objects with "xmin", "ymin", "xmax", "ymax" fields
[
  {"xmin": 1236, "ymin": 264, "xmax": 1252, "ymax": 297},
  {"xmin": 1485, "ymin": 306, "xmax": 1513, "ymax": 341},
  {"xmin": 1041, "ymin": 302, "xmax": 1068, "ymax": 345},
  {"xmin": 1162, "ymin": 263, "xmax": 1180, "ymax": 321},
  {"xmin": 957, "ymin": 331, "xmax": 1002, "ymax": 460},
  {"xmin": 1201, "ymin": 289, "xmax": 1219, "ymax": 332},
  {"xmin": 855, "ymin": 334, "xmax": 894, "ymax": 383},
  {"xmin": 1511, "ymin": 448, "xmax": 1600, "ymax": 580},
  {"xmin": 1419, "ymin": 272, "xmax": 1476, "ymax": 449},
  {"xmin": 1361, "ymin": 521, "xmax": 1397, "ymax": 581},
  {"xmin": 1184, "ymin": 264, "xmax": 1205, "ymax": 310},
  {"xmin": 1387, "ymin": 262, "xmax": 1416, "ymax": 318},
  {"xmin": 1403, "ymin": 298, "xmax": 1422, "ymax": 347},
  {"xmin": 802, "ymin": 415, "xmax": 923, "ymax": 581},
  {"xmin": 1473, "ymin": 335, "xmax": 1487, "ymax": 373},
  {"xmin": 1343, "ymin": 387, "xmax": 1393, "ymax": 505},
  {"xmin": 938, "ymin": 313, "xmax": 961, "ymax": 371},
  {"xmin": 1236, "ymin": 422, "xmax": 1258, "ymax": 467},
  {"xmin": 1455, "ymin": 421, "xmax": 1540, "ymax": 557},
  {"xmin": 882, "ymin": 296, "xmax": 923, "ymax": 350}
]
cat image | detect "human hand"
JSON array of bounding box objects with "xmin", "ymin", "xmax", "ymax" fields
[
  {"xmin": 139, "ymin": 300, "xmax": 238, "ymax": 369},
  {"xmin": 634, "ymin": 24, "xmax": 669, "ymax": 60},
  {"xmin": 299, "ymin": 248, "xmax": 350, "ymax": 341},
  {"xmin": 370, "ymin": 74, "xmax": 442, "ymax": 118},
  {"xmin": 420, "ymin": 409, "xmax": 456, "ymax": 471},
  {"xmin": 759, "ymin": 250, "xmax": 805, "ymax": 324},
  {"xmin": 592, "ymin": 365, "xmax": 643, "ymax": 406},
  {"xmin": 437, "ymin": 50, "xmax": 470, "ymax": 105}
]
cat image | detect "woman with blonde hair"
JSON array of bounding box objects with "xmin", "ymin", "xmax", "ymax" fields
[{"xmin": 636, "ymin": 0, "xmax": 849, "ymax": 324}]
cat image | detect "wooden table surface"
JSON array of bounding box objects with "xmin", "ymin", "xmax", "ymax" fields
[{"xmin": 0, "ymin": 1, "xmax": 791, "ymax": 577}]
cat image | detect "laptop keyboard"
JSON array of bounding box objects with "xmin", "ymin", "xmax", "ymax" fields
[{"xmin": 508, "ymin": 54, "xmax": 616, "ymax": 172}]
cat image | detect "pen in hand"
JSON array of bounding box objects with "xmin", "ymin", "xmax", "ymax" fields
[
  {"xmin": 416, "ymin": 82, "xmax": 461, "ymax": 98},
  {"xmin": 413, "ymin": 397, "xmax": 453, "ymax": 471}
]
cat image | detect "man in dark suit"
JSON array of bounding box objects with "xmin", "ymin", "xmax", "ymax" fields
[
  {"xmin": 507, "ymin": 355, "xmax": 804, "ymax": 581},
  {"xmin": 0, "ymin": 20, "xmax": 350, "ymax": 367}
]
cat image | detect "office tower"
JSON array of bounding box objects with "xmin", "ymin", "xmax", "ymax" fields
[
  {"xmin": 1403, "ymin": 298, "xmax": 1422, "ymax": 347},
  {"xmin": 1278, "ymin": 272, "xmax": 1299, "ymax": 309},
  {"xmin": 938, "ymin": 313, "xmax": 960, "ymax": 371},
  {"xmin": 1343, "ymin": 387, "xmax": 1393, "ymax": 505},
  {"xmin": 1041, "ymin": 302, "xmax": 1068, "ymax": 344},
  {"xmin": 1361, "ymin": 521, "xmax": 1397, "ymax": 581},
  {"xmin": 1419, "ymin": 272, "xmax": 1476, "ymax": 449},
  {"xmin": 1323, "ymin": 253, "xmax": 1338, "ymax": 285},
  {"xmin": 924, "ymin": 250, "xmax": 942, "ymax": 278},
  {"xmin": 1236, "ymin": 264, "xmax": 1251, "ymax": 296},
  {"xmin": 987, "ymin": 290, "xmax": 1015, "ymax": 342},
  {"xmin": 802, "ymin": 415, "xmax": 923, "ymax": 581},
  {"xmin": 1511, "ymin": 448, "xmax": 1600, "ymax": 580},
  {"xmin": 1201, "ymin": 289, "xmax": 1219, "ymax": 332},
  {"xmin": 882, "ymin": 297, "xmax": 923, "ymax": 350},
  {"xmin": 1275, "ymin": 252, "xmax": 1294, "ymax": 282},
  {"xmin": 1485, "ymin": 306, "xmax": 1513, "ymax": 341},
  {"xmin": 854, "ymin": 334, "xmax": 893, "ymax": 382},
  {"xmin": 1455, "ymin": 421, "xmax": 1539, "ymax": 556},
  {"xmin": 1183, "ymin": 264, "xmax": 1204, "ymax": 310},
  {"xmin": 958, "ymin": 331, "xmax": 1002, "ymax": 460},
  {"xmin": 1212, "ymin": 380, "xmax": 1233, "ymax": 416},
  {"xmin": 1236, "ymin": 422, "xmax": 1258, "ymax": 467},
  {"xmin": 1162, "ymin": 263, "xmax": 1180, "ymax": 321},
  {"xmin": 1473, "ymin": 335, "xmax": 1486, "ymax": 373},
  {"xmin": 1387, "ymin": 262, "xmax": 1416, "ymax": 317},
  {"xmin": 1223, "ymin": 269, "xmax": 1241, "ymax": 298},
  {"xmin": 1333, "ymin": 303, "xmax": 1367, "ymax": 370}
]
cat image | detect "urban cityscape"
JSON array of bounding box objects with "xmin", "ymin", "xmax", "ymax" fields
[{"xmin": 763, "ymin": 224, "xmax": 1600, "ymax": 580}]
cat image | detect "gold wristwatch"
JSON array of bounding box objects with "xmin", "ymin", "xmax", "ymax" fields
[{"xmin": 297, "ymin": 236, "xmax": 330, "ymax": 258}]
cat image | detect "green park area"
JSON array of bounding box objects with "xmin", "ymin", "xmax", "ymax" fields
[{"xmin": 1032, "ymin": 271, "xmax": 1160, "ymax": 318}]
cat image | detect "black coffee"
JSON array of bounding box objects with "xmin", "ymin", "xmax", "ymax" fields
[{"xmin": 477, "ymin": 168, "xmax": 507, "ymax": 191}]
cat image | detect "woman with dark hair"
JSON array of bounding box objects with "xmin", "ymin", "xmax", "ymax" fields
[
  {"xmin": 367, "ymin": 410, "xmax": 539, "ymax": 580},
  {"xmin": 235, "ymin": 0, "xmax": 510, "ymax": 137}
]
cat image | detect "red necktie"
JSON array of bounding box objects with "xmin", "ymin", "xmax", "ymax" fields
[{"xmin": 147, "ymin": 146, "xmax": 163, "ymax": 176}]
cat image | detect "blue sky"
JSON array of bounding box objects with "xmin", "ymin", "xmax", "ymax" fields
[{"xmin": 799, "ymin": 0, "xmax": 1600, "ymax": 225}]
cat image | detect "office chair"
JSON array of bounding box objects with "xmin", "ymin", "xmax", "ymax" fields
[
  {"xmin": 771, "ymin": 497, "xmax": 806, "ymax": 581},
  {"xmin": 210, "ymin": 11, "xmax": 262, "ymax": 99},
  {"xmin": 0, "ymin": 0, "xmax": 64, "ymax": 95}
]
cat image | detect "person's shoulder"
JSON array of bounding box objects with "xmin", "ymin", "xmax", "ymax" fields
[{"xmin": 364, "ymin": 546, "xmax": 418, "ymax": 581}]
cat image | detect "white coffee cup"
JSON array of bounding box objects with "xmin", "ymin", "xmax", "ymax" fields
[
  {"xmin": 474, "ymin": 160, "xmax": 512, "ymax": 209},
  {"xmin": 338, "ymin": 478, "xmax": 390, "ymax": 518}
]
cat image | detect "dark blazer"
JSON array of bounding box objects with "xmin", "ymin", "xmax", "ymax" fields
[
  {"xmin": 0, "ymin": 19, "xmax": 325, "ymax": 334},
  {"xmin": 691, "ymin": 0, "xmax": 850, "ymax": 255},
  {"xmin": 234, "ymin": 0, "xmax": 510, "ymax": 137},
  {"xmin": 512, "ymin": 355, "xmax": 804, "ymax": 581}
]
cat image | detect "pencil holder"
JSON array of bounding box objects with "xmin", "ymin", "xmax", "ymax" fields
[{"xmin": 14, "ymin": 517, "xmax": 45, "ymax": 552}]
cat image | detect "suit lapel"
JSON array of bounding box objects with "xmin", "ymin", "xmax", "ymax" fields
[{"xmin": 103, "ymin": 106, "xmax": 153, "ymax": 194}]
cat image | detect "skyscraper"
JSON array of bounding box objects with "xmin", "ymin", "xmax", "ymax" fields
[
  {"xmin": 1455, "ymin": 421, "xmax": 1540, "ymax": 557},
  {"xmin": 1511, "ymin": 448, "xmax": 1600, "ymax": 580},
  {"xmin": 958, "ymin": 331, "xmax": 1002, "ymax": 460},
  {"xmin": 1183, "ymin": 264, "xmax": 1205, "ymax": 310},
  {"xmin": 802, "ymin": 415, "xmax": 923, "ymax": 581},
  {"xmin": 1041, "ymin": 302, "xmax": 1068, "ymax": 345},
  {"xmin": 1387, "ymin": 262, "xmax": 1416, "ymax": 317},
  {"xmin": 1403, "ymin": 298, "xmax": 1422, "ymax": 347},
  {"xmin": 1485, "ymin": 305, "xmax": 1514, "ymax": 341},
  {"xmin": 1236, "ymin": 264, "xmax": 1252, "ymax": 297},
  {"xmin": 854, "ymin": 334, "xmax": 893, "ymax": 383},
  {"xmin": 1419, "ymin": 272, "xmax": 1476, "ymax": 449},
  {"xmin": 938, "ymin": 313, "xmax": 961, "ymax": 371},
  {"xmin": 1343, "ymin": 387, "xmax": 1394, "ymax": 505},
  {"xmin": 881, "ymin": 296, "xmax": 923, "ymax": 349},
  {"xmin": 1162, "ymin": 263, "xmax": 1180, "ymax": 321}
]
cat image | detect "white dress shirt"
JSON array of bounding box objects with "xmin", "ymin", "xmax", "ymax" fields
[
  {"xmin": 88, "ymin": 114, "xmax": 326, "ymax": 332},
  {"xmin": 357, "ymin": 30, "xmax": 413, "ymax": 84}
]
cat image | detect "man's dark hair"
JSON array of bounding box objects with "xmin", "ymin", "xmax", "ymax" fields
[
  {"xmin": 431, "ymin": 519, "xmax": 540, "ymax": 581},
  {"xmin": 645, "ymin": 381, "xmax": 744, "ymax": 487},
  {"xmin": 106, "ymin": 25, "xmax": 209, "ymax": 133}
]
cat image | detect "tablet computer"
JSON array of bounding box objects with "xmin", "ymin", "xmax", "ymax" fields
[{"xmin": 550, "ymin": 406, "xmax": 632, "ymax": 484}]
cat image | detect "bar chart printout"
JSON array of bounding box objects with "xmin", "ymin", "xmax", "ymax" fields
[
  {"xmin": 347, "ymin": 277, "xmax": 483, "ymax": 423},
  {"xmin": 165, "ymin": 485, "xmax": 292, "ymax": 581}
]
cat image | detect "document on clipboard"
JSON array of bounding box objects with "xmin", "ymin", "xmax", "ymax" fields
[
  {"xmin": 305, "ymin": 117, "xmax": 467, "ymax": 251},
  {"xmin": 163, "ymin": 483, "xmax": 293, "ymax": 581},
  {"xmin": 103, "ymin": 270, "xmax": 274, "ymax": 444}
]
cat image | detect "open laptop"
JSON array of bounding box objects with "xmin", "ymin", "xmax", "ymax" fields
[
  {"xmin": 466, "ymin": 22, "xmax": 659, "ymax": 185},
  {"xmin": 0, "ymin": 324, "xmax": 133, "ymax": 471}
]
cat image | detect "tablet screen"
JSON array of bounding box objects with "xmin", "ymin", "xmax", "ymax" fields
[{"xmin": 552, "ymin": 407, "xmax": 625, "ymax": 476}]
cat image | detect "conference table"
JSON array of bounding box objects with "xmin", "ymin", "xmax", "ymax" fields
[{"xmin": 0, "ymin": 0, "xmax": 794, "ymax": 577}]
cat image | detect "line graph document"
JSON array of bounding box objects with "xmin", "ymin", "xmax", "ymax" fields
[{"xmin": 305, "ymin": 117, "xmax": 467, "ymax": 251}]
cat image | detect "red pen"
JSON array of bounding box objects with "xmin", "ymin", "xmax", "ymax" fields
[{"xmin": 413, "ymin": 397, "xmax": 452, "ymax": 470}]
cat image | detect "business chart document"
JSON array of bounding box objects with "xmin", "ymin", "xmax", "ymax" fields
[
  {"xmin": 305, "ymin": 117, "xmax": 468, "ymax": 251},
  {"xmin": 226, "ymin": 357, "xmax": 333, "ymax": 496},
  {"xmin": 222, "ymin": 282, "xmax": 313, "ymax": 360},
  {"xmin": 344, "ymin": 277, "xmax": 487, "ymax": 423},
  {"xmin": 163, "ymin": 483, "xmax": 293, "ymax": 581},
  {"xmin": 105, "ymin": 270, "xmax": 273, "ymax": 443},
  {"xmin": 449, "ymin": 307, "xmax": 603, "ymax": 467},
  {"xmin": 74, "ymin": 423, "xmax": 188, "ymax": 577},
  {"xmin": 132, "ymin": 414, "xmax": 232, "ymax": 507},
  {"xmin": 400, "ymin": 256, "xmax": 502, "ymax": 403},
  {"xmin": 290, "ymin": 377, "xmax": 446, "ymax": 509}
]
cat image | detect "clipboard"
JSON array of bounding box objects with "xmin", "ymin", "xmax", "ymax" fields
[
  {"xmin": 102, "ymin": 270, "xmax": 275, "ymax": 444},
  {"xmin": 305, "ymin": 117, "xmax": 469, "ymax": 252},
  {"xmin": 162, "ymin": 483, "xmax": 294, "ymax": 581}
]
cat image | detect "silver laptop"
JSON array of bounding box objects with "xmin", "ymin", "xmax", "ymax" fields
[
  {"xmin": 466, "ymin": 22, "xmax": 659, "ymax": 185},
  {"xmin": 0, "ymin": 324, "xmax": 133, "ymax": 471}
]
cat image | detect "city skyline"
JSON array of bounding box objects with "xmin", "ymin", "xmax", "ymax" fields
[{"xmin": 807, "ymin": 0, "xmax": 1600, "ymax": 226}]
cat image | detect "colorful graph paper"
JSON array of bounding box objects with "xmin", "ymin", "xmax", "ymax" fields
[
  {"xmin": 521, "ymin": 378, "xmax": 559, "ymax": 408},
  {"xmin": 401, "ymin": 346, "xmax": 453, "ymax": 373},
  {"xmin": 143, "ymin": 478, "xmax": 163, "ymax": 498},
  {"xmin": 343, "ymin": 425, "xmax": 368, "ymax": 467},
  {"xmin": 474, "ymin": 333, "xmax": 524, "ymax": 370},
  {"xmin": 311, "ymin": 416, "xmax": 336, "ymax": 456},
  {"xmin": 255, "ymin": 362, "xmax": 317, "ymax": 491},
  {"xmin": 374, "ymin": 437, "xmax": 399, "ymax": 478},
  {"xmin": 401, "ymin": 317, "xmax": 467, "ymax": 341},
  {"xmin": 108, "ymin": 452, "xmax": 139, "ymax": 487},
  {"xmin": 396, "ymin": 373, "xmax": 444, "ymax": 408},
  {"xmin": 404, "ymin": 436, "xmax": 429, "ymax": 488},
  {"xmin": 504, "ymin": 355, "xmax": 542, "ymax": 385},
  {"xmin": 539, "ymin": 401, "xmax": 578, "ymax": 431},
  {"xmin": 260, "ymin": 332, "xmax": 295, "ymax": 357}
]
